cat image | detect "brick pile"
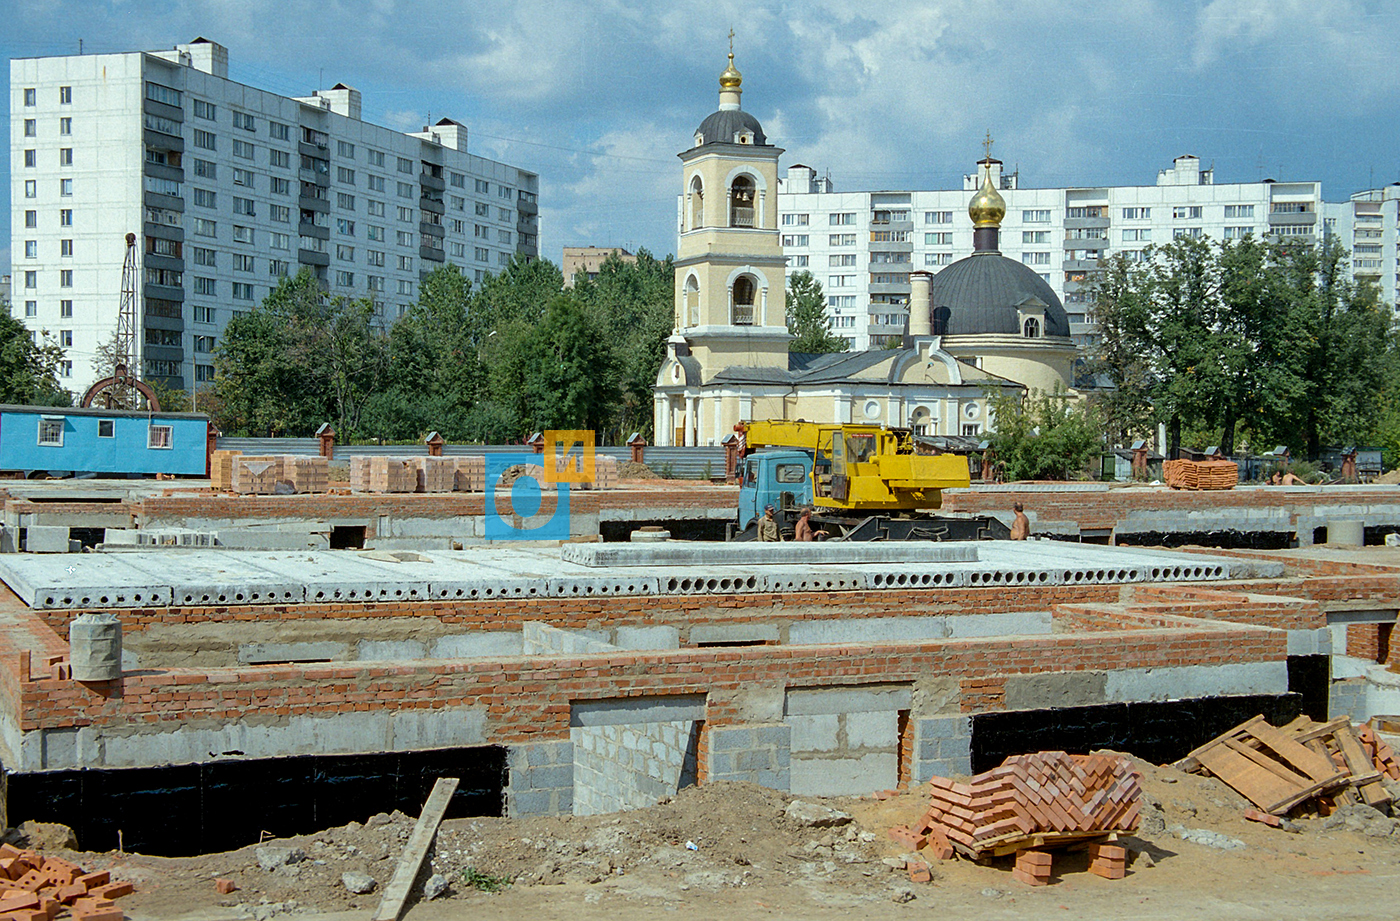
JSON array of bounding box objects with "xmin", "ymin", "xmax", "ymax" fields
[
  {"xmin": 1164, "ymin": 459, "xmax": 1238, "ymax": 490},
  {"xmin": 209, "ymin": 450, "xmax": 241, "ymax": 491},
  {"xmin": 0, "ymin": 844, "xmax": 132, "ymax": 921},
  {"xmin": 1086, "ymin": 842, "xmax": 1128, "ymax": 879},
  {"xmin": 230, "ymin": 456, "xmax": 283, "ymax": 495},
  {"xmin": 1012, "ymin": 848, "xmax": 1052, "ymax": 886},
  {"xmin": 412, "ymin": 457, "xmax": 457, "ymax": 493},
  {"xmin": 364, "ymin": 457, "xmax": 417, "ymax": 494},
  {"xmin": 1357, "ymin": 723, "xmax": 1400, "ymax": 780},
  {"xmin": 349, "ymin": 456, "xmax": 371, "ymax": 493},
  {"xmin": 454, "ymin": 456, "xmax": 485, "ymax": 492},
  {"xmin": 580, "ymin": 455, "xmax": 618, "ymax": 490},
  {"xmin": 899, "ymin": 751, "xmax": 1141, "ymax": 859},
  {"xmin": 284, "ymin": 456, "xmax": 329, "ymax": 494}
]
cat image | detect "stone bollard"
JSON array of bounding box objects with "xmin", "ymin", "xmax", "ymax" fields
[
  {"xmin": 69, "ymin": 613, "xmax": 122, "ymax": 682},
  {"xmin": 1326, "ymin": 519, "xmax": 1364, "ymax": 547}
]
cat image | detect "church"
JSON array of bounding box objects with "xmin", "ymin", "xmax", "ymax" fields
[{"xmin": 652, "ymin": 51, "xmax": 1078, "ymax": 447}]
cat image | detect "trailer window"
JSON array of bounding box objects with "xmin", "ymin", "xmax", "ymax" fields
[{"xmin": 775, "ymin": 463, "xmax": 806, "ymax": 484}]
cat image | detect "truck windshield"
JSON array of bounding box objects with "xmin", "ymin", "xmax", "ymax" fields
[
  {"xmin": 744, "ymin": 461, "xmax": 758, "ymax": 486},
  {"xmin": 775, "ymin": 463, "xmax": 806, "ymax": 484}
]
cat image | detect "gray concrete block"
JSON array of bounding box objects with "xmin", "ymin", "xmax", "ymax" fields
[
  {"xmin": 357, "ymin": 639, "xmax": 427, "ymax": 661},
  {"xmin": 690, "ymin": 623, "xmax": 779, "ymax": 645},
  {"xmin": 785, "ymin": 685, "xmax": 912, "ymax": 716},
  {"xmin": 508, "ymin": 790, "xmax": 556, "ymax": 817},
  {"xmin": 25, "ymin": 526, "xmax": 71, "ymax": 553},
  {"xmin": 945, "ymin": 611, "xmax": 1054, "ymax": 638},
  {"xmin": 916, "ymin": 716, "xmax": 970, "ymax": 741},
  {"xmin": 735, "ymin": 749, "xmax": 776, "ymax": 772},
  {"xmin": 748, "ymin": 769, "xmax": 790, "ymax": 791},
  {"xmin": 527, "ymin": 764, "xmax": 573, "ymax": 790},
  {"xmin": 570, "ymin": 695, "xmax": 706, "ymax": 727},
  {"xmin": 755, "ymin": 724, "xmax": 791, "ymax": 747},
  {"xmin": 613, "ymin": 625, "xmax": 680, "ymax": 650},
  {"xmin": 790, "ymin": 752, "xmax": 896, "ymax": 796},
  {"xmin": 1003, "ymin": 671, "xmax": 1108, "ymax": 711},
  {"xmin": 708, "ymin": 752, "xmax": 736, "ymax": 775},
  {"xmin": 562, "ymin": 541, "xmax": 978, "ymax": 568},
  {"xmin": 846, "ymin": 713, "xmax": 898, "ymax": 749},
  {"xmin": 708, "ymin": 728, "xmax": 754, "ymax": 752},
  {"xmin": 787, "ymin": 616, "xmax": 948, "ymax": 646},
  {"xmin": 1104, "ymin": 661, "xmax": 1288, "ymax": 703},
  {"xmin": 789, "ymin": 714, "xmax": 840, "ymax": 753},
  {"xmin": 430, "ymin": 632, "xmax": 524, "ymax": 658},
  {"xmin": 525, "ymin": 742, "xmax": 571, "ymax": 768}
]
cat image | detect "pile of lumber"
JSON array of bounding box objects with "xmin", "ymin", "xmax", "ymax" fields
[
  {"xmin": 1174, "ymin": 715, "xmax": 1400, "ymax": 815},
  {"xmin": 894, "ymin": 751, "xmax": 1141, "ymax": 860},
  {"xmin": 1164, "ymin": 458, "xmax": 1238, "ymax": 490},
  {"xmin": 0, "ymin": 844, "xmax": 132, "ymax": 921}
]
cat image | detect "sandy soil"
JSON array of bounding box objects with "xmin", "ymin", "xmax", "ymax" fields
[{"xmin": 16, "ymin": 752, "xmax": 1400, "ymax": 921}]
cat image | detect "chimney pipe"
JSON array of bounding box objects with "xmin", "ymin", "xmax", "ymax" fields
[{"xmin": 908, "ymin": 272, "xmax": 933, "ymax": 338}]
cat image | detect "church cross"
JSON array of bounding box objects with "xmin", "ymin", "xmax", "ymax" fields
[{"xmin": 983, "ymin": 130, "xmax": 994, "ymax": 161}]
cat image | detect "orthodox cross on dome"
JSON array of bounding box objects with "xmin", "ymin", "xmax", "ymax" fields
[
  {"xmin": 728, "ymin": 28, "xmax": 735, "ymax": 53},
  {"xmin": 982, "ymin": 130, "xmax": 994, "ymax": 161}
]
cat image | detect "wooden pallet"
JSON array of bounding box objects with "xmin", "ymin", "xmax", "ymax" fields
[{"xmin": 1176, "ymin": 715, "xmax": 1357, "ymax": 814}]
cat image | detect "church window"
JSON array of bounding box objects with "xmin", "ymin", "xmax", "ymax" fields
[
  {"xmin": 729, "ymin": 176, "xmax": 756, "ymax": 228},
  {"xmin": 684, "ymin": 275, "xmax": 700, "ymax": 326},
  {"xmin": 732, "ymin": 275, "xmax": 756, "ymax": 324},
  {"xmin": 689, "ymin": 175, "xmax": 704, "ymax": 229},
  {"xmin": 1024, "ymin": 317, "xmax": 1041, "ymax": 338}
]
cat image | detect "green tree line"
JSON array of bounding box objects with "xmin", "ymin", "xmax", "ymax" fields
[{"xmin": 1090, "ymin": 235, "xmax": 1399, "ymax": 460}]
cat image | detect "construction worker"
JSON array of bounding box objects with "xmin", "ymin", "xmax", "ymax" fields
[
  {"xmin": 758, "ymin": 504, "xmax": 783, "ymax": 541},
  {"xmin": 795, "ymin": 507, "xmax": 825, "ymax": 542},
  {"xmin": 1010, "ymin": 502, "xmax": 1030, "ymax": 540}
]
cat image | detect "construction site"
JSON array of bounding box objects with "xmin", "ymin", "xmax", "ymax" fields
[{"xmin": 0, "ymin": 447, "xmax": 1397, "ymax": 920}]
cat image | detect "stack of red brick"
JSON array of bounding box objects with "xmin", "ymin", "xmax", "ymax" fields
[
  {"xmin": 906, "ymin": 751, "xmax": 1141, "ymax": 857},
  {"xmin": 0, "ymin": 846, "xmax": 131, "ymax": 921},
  {"xmin": 1357, "ymin": 724, "xmax": 1400, "ymax": 780},
  {"xmin": 1163, "ymin": 459, "xmax": 1238, "ymax": 490}
]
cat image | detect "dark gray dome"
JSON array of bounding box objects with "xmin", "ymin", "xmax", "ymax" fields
[
  {"xmin": 926, "ymin": 252, "xmax": 1071, "ymax": 338},
  {"xmin": 695, "ymin": 109, "xmax": 767, "ymax": 146}
]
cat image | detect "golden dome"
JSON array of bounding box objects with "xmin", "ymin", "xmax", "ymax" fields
[
  {"xmin": 968, "ymin": 166, "xmax": 1006, "ymax": 228},
  {"xmin": 720, "ymin": 52, "xmax": 742, "ymax": 89}
]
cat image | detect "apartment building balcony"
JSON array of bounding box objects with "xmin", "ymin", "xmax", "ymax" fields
[
  {"xmin": 1062, "ymin": 258, "xmax": 1103, "ymax": 272},
  {"xmin": 419, "ymin": 196, "xmax": 445, "ymax": 215},
  {"xmin": 297, "ymin": 222, "xmax": 330, "ymax": 240},
  {"xmin": 298, "ymin": 249, "xmax": 330, "ymax": 267},
  {"xmin": 869, "ymin": 282, "xmax": 912, "ymax": 296},
  {"xmin": 419, "ymin": 172, "xmax": 446, "ymax": 192},
  {"xmin": 517, "ymin": 197, "xmax": 538, "ymax": 216},
  {"xmin": 144, "ymin": 253, "xmax": 184, "ymax": 273},
  {"xmin": 144, "ymin": 161, "xmax": 184, "ymax": 184},
  {"xmin": 419, "ymin": 221, "xmax": 446, "ymax": 239},
  {"xmin": 299, "ymin": 168, "xmax": 330, "ymax": 188},
  {"xmin": 298, "ymin": 195, "xmax": 330, "ymax": 213},
  {"xmin": 869, "ymin": 220, "xmax": 914, "ymax": 233},
  {"xmin": 1064, "ymin": 216, "xmax": 1111, "ymax": 229},
  {"xmin": 419, "ymin": 245, "xmax": 446, "ymax": 263},
  {"xmin": 1268, "ymin": 211, "xmax": 1317, "ymax": 226},
  {"xmin": 298, "ymin": 140, "xmax": 328, "ymax": 158},
  {"xmin": 143, "ymin": 191, "xmax": 185, "ymax": 213},
  {"xmin": 144, "ymin": 221, "xmax": 184, "ymax": 243},
  {"xmin": 142, "ymin": 283, "xmax": 185, "ymax": 302}
]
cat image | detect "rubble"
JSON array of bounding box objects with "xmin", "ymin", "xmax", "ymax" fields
[{"xmin": 0, "ymin": 844, "xmax": 132, "ymax": 921}]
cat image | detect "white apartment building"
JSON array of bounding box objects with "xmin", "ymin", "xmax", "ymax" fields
[
  {"xmin": 778, "ymin": 155, "xmax": 1326, "ymax": 351},
  {"xmin": 9, "ymin": 38, "xmax": 539, "ymax": 394},
  {"xmin": 1328, "ymin": 187, "xmax": 1400, "ymax": 312}
]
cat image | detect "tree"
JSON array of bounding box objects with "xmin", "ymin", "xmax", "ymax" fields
[
  {"xmin": 987, "ymin": 386, "xmax": 1102, "ymax": 481},
  {"xmin": 0, "ymin": 311, "xmax": 70, "ymax": 406},
  {"xmin": 786, "ymin": 271, "xmax": 848, "ymax": 353}
]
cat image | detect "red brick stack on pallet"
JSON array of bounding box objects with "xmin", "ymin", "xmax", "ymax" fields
[
  {"xmin": 890, "ymin": 751, "xmax": 1141, "ymax": 886},
  {"xmin": 0, "ymin": 844, "xmax": 131, "ymax": 921},
  {"xmin": 1163, "ymin": 459, "xmax": 1238, "ymax": 490}
]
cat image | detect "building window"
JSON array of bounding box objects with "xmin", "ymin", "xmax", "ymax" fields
[
  {"xmin": 367, "ymin": 150, "xmax": 385, "ymax": 167},
  {"xmin": 60, "ymin": 270, "xmax": 73, "ymax": 288},
  {"xmin": 233, "ymin": 168, "xmax": 255, "ymax": 188},
  {"xmin": 781, "ymin": 234, "xmax": 809, "ymax": 247},
  {"xmin": 195, "ymin": 365, "xmax": 215, "ymax": 383},
  {"xmin": 397, "ymin": 206, "xmax": 414, "ymax": 223},
  {"xmin": 59, "ymin": 117, "xmax": 71, "ymax": 136},
  {"xmin": 337, "ymin": 192, "xmax": 356, "ymax": 210},
  {"xmin": 25, "ymin": 211, "xmax": 37, "ymax": 228},
  {"xmin": 60, "ymin": 209, "xmax": 72, "ymax": 227},
  {"xmin": 367, "ymin": 225, "xmax": 385, "ymax": 242},
  {"xmin": 269, "ymin": 259, "xmax": 289, "ymax": 277},
  {"xmin": 925, "ymin": 253, "xmax": 954, "ymax": 266},
  {"xmin": 270, "ymin": 204, "xmax": 291, "ymax": 223},
  {"xmin": 397, "ymin": 181, "xmax": 414, "ymax": 199},
  {"xmin": 475, "ymin": 247, "xmax": 490, "ymax": 262},
  {"xmin": 25, "ymin": 241, "xmax": 37, "ymax": 259},
  {"xmin": 23, "ymin": 88, "xmax": 36, "ymax": 106},
  {"xmin": 38, "ymin": 418, "xmax": 65, "ymax": 446},
  {"xmin": 193, "ymin": 129, "xmax": 217, "ymax": 151},
  {"xmin": 193, "ymin": 99, "xmax": 217, "ymax": 120},
  {"xmin": 368, "ymin": 175, "xmax": 386, "ymax": 193},
  {"xmin": 232, "ymin": 282, "xmax": 255, "ymax": 301},
  {"xmin": 1023, "ymin": 209, "xmax": 1051, "ymax": 223},
  {"xmin": 397, "ymin": 157, "xmax": 414, "ymax": 174},
  {"xmin": 192, "ymin": 247, "xmax": 216, "ymax": 267},
  {"xmin": 61, "ymin": 239, "xmax": 73, "ymax": 257},
  {"xmin": 234, "ymin": 197, "xmax": 256, "ymax": 216},
  {"xmin": 193, "ymin": 158, "xmax": 217, "ymax": 179},
  {"xmin": 829, "ymin": 254, "xmax": 857, "ymax": 267},
  {"xmin": 60, "ymin": 300, "xmax": 72, "ymax": 317},
  {"xmin": 146, "ymin": 82, "xmax": 181, "ymax": 106},
  {"xmin": 1024, "ymin": 317, "xmax": 1041, "ymax": 338},
  {"xmin": 234, "ymin": 225, "xmax": 254, "ymax": 244},
  {"xmin": 59, "ymin": 86, "xmax": 72, "ymax": 104},
  {"xmin": 148, "ymin": 425, "xmax": 173, "ymax": 450},
  {"xmin": 60, "ymin": 330, "xmax": 73, "ymax": 347},
  {"xmin": 1022, "ymin": 252, "xmax": 1050, "ymax": 266},
  {"xmin": 270, "ymin": 177, "xmax": 290, "ymax": 196},
  {"xmin": 337, "ymin": 165, "xmax": 356, "ymax": 184},
  {"xmin": 828, "ymin": 274, "xmax": 855, "ymax": 288},
  {"xmin": 270, "ymin": 121, "xmax": 290, "ymax": 141},
  {"xmin": 790, "ymin": 255, "xmax": 808, "ymax": 267},
  {"xmin": 1121, "ymin": 207, "xmax": 1151, "ymax": 220},
  {"xmin": 23, "ymin": 119, "xmax": 35, "ymax": 137},
  {"xmin": 397, "ymin": 254, "xmax": 413, "ymax": 271},
  {"xmin": 233, "ymin": 253, "xmax": 256, "ymax": 272},
  {"xmin": 24, "ymin": 272, "xmax": 37, "ymax": 289},
  {"xmin": 24, "ymin": 179, "xmax": 36, "ymax": 199},
  {"xmin": 337, "ymin": 244, "xmax": 356, "ymax": 261},
  {"xmin": 1172, "ymin": 206, "xmax": 1202, "ymax": 220},
  {"xmin": 233, "ymin": 111, "xmax": 256, "ymax": 131},
  {"xmin": 194, "ymin": 305, "xmax": 216, "ymax": 324},
  {"xmin": 25, "ymin": 301, "xmax": 37, "ymax": 317},
  {"xmin": 335, "ymin": 270, "xmax": 355, "ymax": 287},
  {"xmin": 271, "ymin": 232, "xmax": 290, "ymax": 250},
  {"xmin": 829, "ymin": 234, "xmax": 856, "ymax": 246},
  {"xmin": 924, "ymin": 211, "xmax": 953, "ymax": 224},
  {"xmin": 194, "ymin": 335, "xmax": 215, "ymax": 353},
  {"xmin": 270, "ymin": 149, "xmax": 290, "ymax": 169},
  {"xmin": 337, "ymin": 218, "xmax": 356, "ymax": 236},
  {"xmin": 1224, "ymin": 204, "xmax": 1255, "ymax": 219},
  {"xmin": 98, "ymin": 420, "xmax": 115, "ymax": 438},
  {"xmin": 193, "ymin": 188, "xmax": 217, "ymax": 208},
  {"xmin": 232, "ymin": 139, "xmax": 254, "ymax": 160},
  {"xmin": 194, "ymin": 277, "xmax": 217, "ymax": 296},
  {"xmin": 397, "ymin": 280, "xmax": 414, "ymax": 296},
  {"xmin": 927, "ymin": 232, "xmax": 954, "ymax": 245},
  {"xmin": 24, "ymin": 150, "xmax": 36, "ymax": 168}
]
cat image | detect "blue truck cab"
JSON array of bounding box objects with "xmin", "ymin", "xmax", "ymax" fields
[{"xmin": 737, "ymin": 450, "xmax": 814, "ymax": 531}]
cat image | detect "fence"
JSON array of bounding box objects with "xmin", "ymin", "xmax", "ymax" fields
[{"xmin": 214, "ymin": 439, "xmax": 728, "ymax": 481}]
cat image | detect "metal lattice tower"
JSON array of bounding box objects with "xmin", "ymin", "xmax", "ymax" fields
[{"xmin": 113, "ymin": 232, "xmax": 139, "ymax": 407}]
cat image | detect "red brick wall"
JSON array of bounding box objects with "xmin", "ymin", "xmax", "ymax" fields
[{"xmin": 1347, "ymin": 623, "xmax": 1394, "ymax": 663}]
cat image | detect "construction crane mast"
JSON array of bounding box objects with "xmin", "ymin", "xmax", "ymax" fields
[{"xmin": 80, "ymin": 233, "xmax": 160, "ymax": 411}]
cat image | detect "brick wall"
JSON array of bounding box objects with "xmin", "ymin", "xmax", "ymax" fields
[{"xmin": 1347, "ymin": 623, "xmax": 1394, "ymax": 664}]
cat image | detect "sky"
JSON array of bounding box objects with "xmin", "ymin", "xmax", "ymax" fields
[{"xmin": 3, "ymin": 0, "xmax": 1400, "ymax": 279}]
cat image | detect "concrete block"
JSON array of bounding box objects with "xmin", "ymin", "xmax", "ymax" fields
[
  {"xmin": 430, "ymin": 632, "xmax": 524, "ymax": 658},
  {"xmin": 569, "ymin": 695, "xmax": 706, "ymax": 727},
  {"xmin": 1326, "ymin": 519, "xmax": 1364, "ymax": 547},
  {"xmin": 239, "ymin": 642, "xmax": 347, "ymax": 665},
  {"xmin": 789, "ymin": 714, "xmax": 840, "ymax": 753},
  {"xmin": 357, "ymin": 639, "xmax": 427, "ymax": 661},
  {"xmin": 788, "ymin": 616, "xmax": 948, "ymax": 646},
  {"xmin": 1104, "ymin": 661, "xmax": 1288, "ymax": 703},
  {"xmin": 508, "ymin": 790, "xmax": 556, "ymax": 817},
  {"xmin": 748, "ymin": 769, "xmax": 790, "ymax": 791},
  {"xmin": 945, "ymin": 611, "xmax": 1054, "ymax": 638},
  {"xmin": 690, "ymin": 623, "xmax": 779, "ymax": 645},
  {"xmin": 1003, "ymin": 671, "xmax": 1108, "ymax": 711},
  {"xmin": 527, "ymin": 764, "xmax": 573, "ymax": 791},
  {"xmin": 790, "ymin": 752, "xmax": 897, "ymax": 796},
  {"xmin": 613, "ymin": 625, "xmax": 680, "ymax": 650},
  {"xmin": 915, "ymin": 716, "xmax": 970, "ymax": 741},
  {"xmin": 706, "ymin": 684, "xmax": 785, "ymax": 723},
  {"xmin": 707, "ymin": 751, "xmax": 737, "ymax": 775},
  {"xmin": 25, "ymin": 526, "xmax": 71, "ymax": 553},
  {"xmin": 708, "ymin": 727, "xmax": 754, "ymax": 752},
  {"xmin": 562, "ymin": 541, "xmax": 978, "ymax": 568},
  {"xmin": 1287, "ymin": 628, "xmax": 1332, "ymax": 657},
  {"xmin": 785, "ymin": 685, "xmax": 912, "ymax": 716},
  {"xmin": 755, "ymin": 724, "xmax": 791, "ymax": 747},
  {"xmin": 846, "ymin": 712, "xmax": 899, "ymax": 749}
]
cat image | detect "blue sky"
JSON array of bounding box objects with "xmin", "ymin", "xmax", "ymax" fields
[{"xmin": 4, "ymin": 0, "xmax": 1400, "ymax": 278}]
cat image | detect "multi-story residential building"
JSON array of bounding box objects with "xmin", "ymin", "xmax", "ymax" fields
[
  {"xmin": 10, "ymin": 38, "xmax": 539, "ymax": 394},
  {"xmin": 560, "ymin": 246, "xmax": 635, "ymax": 286},
  {"xmin": 778, "ymin": 155, "xmax": 1325, "ymax": 350},
  {"xmin": 1328, "ymin": 188, "xmax": 1400, "ymax": 314}
]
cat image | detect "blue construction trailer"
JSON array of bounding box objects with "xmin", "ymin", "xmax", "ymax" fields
[{"xmin": 0, "ymin": 405, "xmax": 210, "ymax": 477}]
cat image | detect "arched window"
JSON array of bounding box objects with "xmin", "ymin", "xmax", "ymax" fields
[
  {"xmin": 732, "ymin": 275, "xmax": 756, "ymax": 325},
  {"xmin": 689, "ymin": 176, "xmax": 704, "ymax": 230},
  {"xmin": 1023, "ymin": 317, "xmax": 1041, "ymax": 338},
  {"xmin": 684, "ymin": 275, "xmax": 700, "ymax": 326},
  {"xmin": 932, "ymin": 306, "xmax": 951, "ymax": 336},
  {"xmin": 729, "ymin": 175, "xmax": 755, "ymax": 228}
]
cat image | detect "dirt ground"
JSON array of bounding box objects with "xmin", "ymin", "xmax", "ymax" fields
[{"xmin": 14, "ymin": 752, "xmax": 1400, "ymax": 921}]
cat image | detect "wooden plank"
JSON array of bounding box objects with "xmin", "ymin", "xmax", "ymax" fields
[
  {"xmin": 1197, "ymin": 744, "xmax": 1304, "ymax": 811},
  {"xmin": 1282, "ymin": 716, "xmax": 1351, "ymax": 744},
  {"xmin": 1246, "ymin": 721, "xmax": 1345, "ymax": 782},
  {"xmin": 371, "ymin": 777, "xmax": 460, "ymax": 921},
  {"xmin": 1221, "ymin": 737, "xmax": 1314, "ymax": 787},
  {"xmin": 1174, "ymin": 715, "xmax": 1266, "ymax": 773}
]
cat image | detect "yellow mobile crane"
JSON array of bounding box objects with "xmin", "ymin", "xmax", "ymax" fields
[{"xmin": 733, "ymin": 420, "xmax": 1008, "ymax": 541}]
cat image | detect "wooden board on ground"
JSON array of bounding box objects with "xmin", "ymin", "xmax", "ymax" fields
[
  {"xmin": 371, "ymin": 777, "xmax": 459, "ymax": 921},
  {"xmin": 1176, "ymin": 715, "xmax": 1352, "ymax": 814}
]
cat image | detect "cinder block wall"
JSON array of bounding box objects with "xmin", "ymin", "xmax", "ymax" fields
[{"xmin": 571, "ymin": 720, "xmax": 698, "ymax": 816}]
